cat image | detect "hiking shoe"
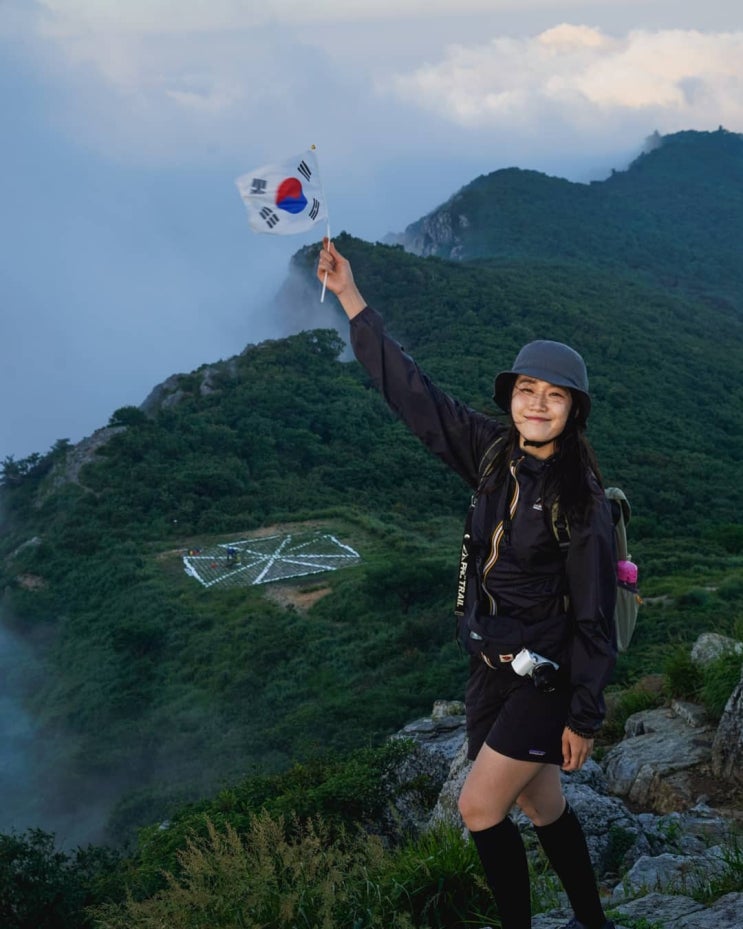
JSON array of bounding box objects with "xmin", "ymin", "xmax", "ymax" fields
[{"xmin": 559, "ymin": 920, "xmax": 616, "ymax": 929}]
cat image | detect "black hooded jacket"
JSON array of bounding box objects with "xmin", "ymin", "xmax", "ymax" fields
[{"xmin": 350, "ymin": 305, "xmax": 617, "ymax": 736}]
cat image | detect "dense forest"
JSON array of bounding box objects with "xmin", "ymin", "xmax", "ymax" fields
[
  {"xmin": 396, "ymin": 128, "xmax": 743, "ymax": 309},
  {"xmin": 1, "ymin": 128, "xmax": 742, "ymax": 927}
]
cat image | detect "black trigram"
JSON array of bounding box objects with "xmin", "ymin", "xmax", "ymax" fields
[{"xmin": 259, "ymin": 206, "xmax": 279, "ymax": 229}]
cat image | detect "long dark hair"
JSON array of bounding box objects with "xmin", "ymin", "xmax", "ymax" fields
[{"xmin": 484, "ymin": 396, "xmax": 603, "ymax": 522}]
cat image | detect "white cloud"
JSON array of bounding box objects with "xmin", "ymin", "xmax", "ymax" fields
[
  {"xmin": 386, "ymin": 25, "xmax": 743, "ymax": 132},
  {"xmin": 27, "ymin": 1, "xmax": 743, "ymax": 168}
]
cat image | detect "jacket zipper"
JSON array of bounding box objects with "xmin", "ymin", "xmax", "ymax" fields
[{"xmin": 480, "ymin": 457, "xmax": 522, "ymax": 615}]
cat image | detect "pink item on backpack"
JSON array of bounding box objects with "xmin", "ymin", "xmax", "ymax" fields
[{"xmin": 617, "ymin": 559, "xmax": 638, "ymax": 589}]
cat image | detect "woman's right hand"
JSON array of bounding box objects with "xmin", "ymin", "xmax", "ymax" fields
[{"xmin": 317, "ymin": 238, "xmax": 367, "ymax": 319}]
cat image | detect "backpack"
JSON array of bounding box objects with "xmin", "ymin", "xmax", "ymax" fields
[
  {"xmin": 455, "ymin": 438, "xmax": 641, "ymax": 653},
  {"xmin": 550, "ymin": 486, "xmax": 641, "ymax": 652}
]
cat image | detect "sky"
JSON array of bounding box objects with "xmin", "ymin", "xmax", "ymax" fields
[{"xmin": 2, "ymin": 0, "xmax": 742, "ymax": 463}]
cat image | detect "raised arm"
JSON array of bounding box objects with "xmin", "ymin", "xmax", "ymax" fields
[
  {"xmin": 316, "ymin": 238, "xmax": 500, "ymax": 487},
  {"xmin": 317, "ymin": 238, "xmax": 367, "ymax": 319}
]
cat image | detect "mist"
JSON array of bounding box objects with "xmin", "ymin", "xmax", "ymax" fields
[
  {"xmin": 0, "ymin": 623, "xmax": 40, "ymax": 833},
  {"xmin": 0, "ymin": 620, "xmax": 101, "ymax": 848}
]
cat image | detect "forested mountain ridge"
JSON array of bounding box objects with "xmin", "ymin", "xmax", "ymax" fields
[
  {"xmin": 390, "ymin": 128, "xmax": 743, "ymax": 312},
  {"xmin": 1, "ymin": 129, "xmax": 742, "ymax": 851}
]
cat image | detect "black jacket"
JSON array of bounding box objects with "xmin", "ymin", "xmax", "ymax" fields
[{"xmin": 350, "ymin": 305, "xmax": 617, "ymax": 735}]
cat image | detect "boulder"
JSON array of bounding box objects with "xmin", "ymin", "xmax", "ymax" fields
[
  {"xmin": 536, "ymin": 892, "xmax": 743, "ymax": 929},
  {"xmin": 428, "ymin": 737, "xmax": 470, "ymax": 832},
  {"xmin": 636, "ymin": 803, "xmax": 737, "ymax": 856},
  {"xmin": 711, "ymin": 665, "xmax": 743, "ymax": 784},
  {"xmin": 690, "ymin": 632, "xmax": 743, "ymax": 666},
  {"xmin": 384, "ymin": 702, "xmax": 467, "ymax": 836},
  {"xmin": 611, "ymin": 892, "xmax": 706, "ymax": 926},
  {"xmin": 556, "ymin": 781, "xmax": 651, "ymax": 873},
  {"xmin": 601, "ymin": 706, "xmax": 714, "ymax": 810},
  {"xmin": 610, "ymin": 846, "xmax": 728, "ymax": 902},
  {"xmin": 673, "ymin": 893, "xmax": 743, "ymax": 929}
]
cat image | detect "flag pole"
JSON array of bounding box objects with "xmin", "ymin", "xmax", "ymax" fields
[{"xmin": 310, "ymin": 144, "xmax": 331, "ymax": 304}]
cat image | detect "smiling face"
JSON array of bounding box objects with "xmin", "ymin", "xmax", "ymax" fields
[{"xmin": 510, "ymin": 375, "xmax": 572, "ymax": 458}]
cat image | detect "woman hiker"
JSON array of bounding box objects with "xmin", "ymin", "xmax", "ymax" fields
[{"xmin": 317, "ymin": 238, "xmax": 617, "ymax": 929}]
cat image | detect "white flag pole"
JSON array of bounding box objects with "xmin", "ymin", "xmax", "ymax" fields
[{"xmin": 309, "ymin": 144, "xmax": 332, "ymax": 303}]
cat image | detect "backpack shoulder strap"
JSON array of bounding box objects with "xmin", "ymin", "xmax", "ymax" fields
[
  {"xmin": 475, "ymin": 433, "xmax": 507, "ymax": 494},
  {"xmin": 552, "ymin": 485, "xmax": 630, "ymax": 553},
  {"xmin": 605, "ymin": 486, "xmax": 630, "ymax": 560},
  {"xmin": 549, "ymin": 498, "xmax": 571, "ymax": 553}
]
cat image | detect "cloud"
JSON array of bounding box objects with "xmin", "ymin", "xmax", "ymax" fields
[
  {"xmin": 385, "ymin": 25, "xmax": 743, "ymax": 133},
  {"xmin": 35, "ymin": 0, "xmax": 637, "ymax": 32},
  {"xmin": 15, "ymin": 4, "xmax": 341, "ymax": 167},
  {"xmin": 20, "ymin": 3, "xmax": 743, "ymax": 176}
]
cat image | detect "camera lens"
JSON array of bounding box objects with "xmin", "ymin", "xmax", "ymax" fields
[{"xmin": 532, "ymin": 663, "xmax": 558, "ymax": 693}]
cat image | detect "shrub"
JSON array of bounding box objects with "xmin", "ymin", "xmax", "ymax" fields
[
  {"xmin": 689, "ymin": 836, "xmax": 743, "ymax": 904},
  {"xmin": 605, "ymin": 824, "xmax": 639, "ymax": 874},
  {"xmin": 0, "ymin": 829, "xmax": 121, "ymax": 929},
  {"xmin": 663, "ymin": 646, "xmax": 703, "ymax": 702},
  {"xmin": 123, "ymin": 740, "xmax": 418, "ymax": 899},
  {"xmin": 93, "ymin": 813, "xmax": 413, "ymax": 929},
  {"xmin": 699, "ymin": 652, "xmax": 742, "ymax": 720},
  {"xmin": 601, "ymin": 682, "xmax": 665, "ymax": 743},
  {"xmin": 380, "ymin": 823, "xmax": 494, "ymax": 929},
  {"xmin": 717, "ymin": 573, "xmax": 743, "ymax": 602},
  {"xmin": 677, "ymin": 588, "xmax": 714, "ymax": 610},
  {"xmin": 711, "ymin": 524, "xmax": 743, "ymax": 555}
]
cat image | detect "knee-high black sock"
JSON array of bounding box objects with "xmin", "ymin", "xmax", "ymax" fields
[
  {"xmin": 470, "ymin": 817, "xmax": 531, "ymax": 929},
  {"xmin": 534, "ymin": 802, "xmax": 606, "ymax": 929}
]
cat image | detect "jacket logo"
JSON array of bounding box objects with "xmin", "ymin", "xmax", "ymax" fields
[{"xmin": 456, "ymin": 541, "xmax": 468, "ymax": 610}]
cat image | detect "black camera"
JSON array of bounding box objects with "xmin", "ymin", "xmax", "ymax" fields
[{"xmin": 511, "ymin": 648, "xmax": 560, "ymax": 693}]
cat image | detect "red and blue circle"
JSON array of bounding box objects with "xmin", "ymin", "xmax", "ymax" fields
[{"xmin": 276, "ymin": 177, "xmax": 307, "ymax": 214}]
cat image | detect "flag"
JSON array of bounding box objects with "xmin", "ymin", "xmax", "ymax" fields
[{"xmin": 235, "ymin": 148, "xmax": 328, "ymax": 235}]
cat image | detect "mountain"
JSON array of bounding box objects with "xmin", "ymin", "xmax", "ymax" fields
[
  {"xmin": 388, "ymin": 127, "xmax": 743, "ymax": 312},
  {"xmin": 1, "ymin": 129, "xmax": 742, "ymax": 847}
]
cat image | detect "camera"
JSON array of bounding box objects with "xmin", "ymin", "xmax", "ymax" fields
[{"xmin": 511, "ymin": 648, "xmax": 560, "ymax": 692}]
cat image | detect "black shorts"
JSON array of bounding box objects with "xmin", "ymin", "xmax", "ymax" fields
[{"xmin": 465, "ymin": 657, "xmax": 571, "ymax": 765}]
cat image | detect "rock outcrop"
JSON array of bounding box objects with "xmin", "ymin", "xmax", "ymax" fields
[
  {"xmin": 139, "ymin": 358, "xmax": 239, "ymax": 416},
  {"xmin": 601, "ymin": 702, "xmax": 715, "ymax": 811},
  {"xmin": 691, "ymin": 632, "xmax": 743, "ymax": 666},
  {"xmin": 712, "ymin": 665, "xmax": 743, "ymax": 785},
  {"xmin": 388, "ymin": 633, "xmax": 743, "ymax": 929}
]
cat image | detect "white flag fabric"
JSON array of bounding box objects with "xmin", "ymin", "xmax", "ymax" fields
[{"xmin": 235, "ymin": 149, "xmax": 328, "ymax": 235}]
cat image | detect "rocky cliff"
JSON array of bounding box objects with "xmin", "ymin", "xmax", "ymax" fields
[{"xmin": 386, "ymin": 633, "xmax": 743, "ymax": 929}]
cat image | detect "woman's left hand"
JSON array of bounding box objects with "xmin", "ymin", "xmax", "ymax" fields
[{"xmin": 561, "ymin": 727, "xmax": 594, "ymax": 771}]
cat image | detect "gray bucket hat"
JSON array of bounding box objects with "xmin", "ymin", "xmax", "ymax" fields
[{"xmin": 493, "ymin": 339, "xmax": 591, "ymax": 423}]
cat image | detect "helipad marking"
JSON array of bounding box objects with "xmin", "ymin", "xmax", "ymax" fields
[{"xmin": 182, "ymin": 531, "xmax": 361, "ymax": 589}]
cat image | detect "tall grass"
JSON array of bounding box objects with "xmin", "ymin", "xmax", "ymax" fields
[
  {"xmin": 93, "ymin": 812, "xmax": 590, "ymax": 929},
  {"xmin": 93, "ymin": 813, "xmax": 412, "ymax": 929}
]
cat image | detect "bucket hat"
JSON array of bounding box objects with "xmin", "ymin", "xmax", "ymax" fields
[{"xmin": 493, "ymin": 340, "xmax": 591, "ymax": 424}]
